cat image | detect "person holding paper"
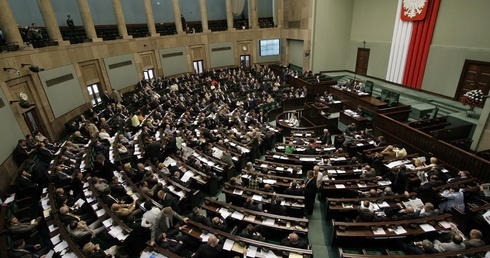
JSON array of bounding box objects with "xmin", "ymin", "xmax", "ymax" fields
[
  {"xmin": 438, "ymin": 186, "xmax": 465, "ymax": 213},
  {"xmin": 7, "ymin": 216, "xmax": 42, "ymax": 237}
]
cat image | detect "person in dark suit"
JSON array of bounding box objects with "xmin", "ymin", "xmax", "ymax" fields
[
  {"xmin": 319, "ymin": 129, "xmax": 332, "ymax": 145},
  {"xmin": 269, "ymin": 194, "xmax": 287, "ymax": 216},
  {"xmin": 91, "ymin": 154, "xmax": 116, "ymax": 181},
  {"xmin": 192, "ymin": 234, "xmax": 222, "ymax": 258},
  {"xmin": 9, "ymin": 239, "xmax": 51, "ymax": 258},
  {"xmin": 70, "ymin": 171, "xmax": 85, "ymax": 198},
  {"xmin": 145, "ymin": 138, "xmax": 163, "ymax": 163},
  {"xmin": 284, "ymin": 182, "xmax": 304, "ymax": 196},
  {"xmin": 27, "ymin": 160, "xmax": 50, "ymax": 189},
  {"xmin": 377, "ymin": 166, "xmax": 409, "ymax": 196},
  {"xmin": 207, "ymin": 216, "xmax": 227, "ymax": 231},
  {"xmin": 17, "ymin": 170, "xmax": 40, "ymax": 192},
  {"xmin": 280, "ymin": 233, "xmax": 308, "ymax": 249},
  {"xmin": 303, "ymin": 170, "xmax": 317, "ymax": 215},
  {"xmin": 188, "ymin": 207, "xmax": 208, "ymax": 225},
  {"xmin": 13, "ymin": 139, "xmax": 32, "ymax": 166}
]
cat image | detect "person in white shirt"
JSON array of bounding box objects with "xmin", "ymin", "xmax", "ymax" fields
[
  {"xmin": 141, "ymin": 201, "xmax": 162, "ymax": 228},
  {"xmin": 288, "ymin": 113, "xmax": 299, "ymax": 127}
]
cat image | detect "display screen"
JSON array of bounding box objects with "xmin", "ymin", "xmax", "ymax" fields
[{"xmin": 259, "ymin": 39, "xmax": 280, "ymax": 56}]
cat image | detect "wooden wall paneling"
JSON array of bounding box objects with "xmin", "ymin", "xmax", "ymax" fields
[{"xmin": 374, "ymin": 114, "xmax": 490, "ymax": 181}]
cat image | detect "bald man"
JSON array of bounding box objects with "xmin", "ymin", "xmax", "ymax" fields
[
  {"xmin": 192, "ymin": 234, "xmax": 222, "ymax": 258},
  {"xmin": 280, "ymin": 232, "xmax": 308, "ymax": 249}
]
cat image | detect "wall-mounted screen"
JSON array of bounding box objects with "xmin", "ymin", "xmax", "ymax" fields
[{"xmin": 259, "ymin": 39, "xmax": 280, "ymax": 56}]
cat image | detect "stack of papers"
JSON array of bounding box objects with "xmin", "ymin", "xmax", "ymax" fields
[
  {"xmin": 419, "ymin": 223, "xmax": 436, "ymax": 232},
  {"xmin": 372, "ymin": 227, "xmax": 386, "ymax": 235}
]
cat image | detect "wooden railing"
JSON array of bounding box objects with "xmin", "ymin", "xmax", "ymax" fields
[{"xmin": 374, "ymin": 114, "xmax": 490, "ymax": 181}]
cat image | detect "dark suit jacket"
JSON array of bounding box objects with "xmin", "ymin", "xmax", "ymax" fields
[
  {"xmin": 193, "ymin": 243, "xmax": 223, "ymax": 258},
  {"xmin": 304, "ymin": 178, "xmax": 318, "ymax": 199},
  {"xmin": 280, "ymin": 237, "xmax": 308, "ymax": 249}
]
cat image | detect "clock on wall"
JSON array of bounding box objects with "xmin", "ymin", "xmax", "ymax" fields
[
  {"xmin": 242, "ymin": 46, "xmax": 247, "ymax": 51},
  {"xmin": 19, "ymin": 92, "xmax": 28, "ymax": 101}
]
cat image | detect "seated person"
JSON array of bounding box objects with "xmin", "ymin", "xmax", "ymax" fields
[
  {"xmin": 243, "ymin": 197, "xmax": 263, "ymax": 212},
  {"xmin": 192, "ymin": 234, "xmax": 222, "ymax": 258},
  {"xmin": 284, "ymin": 182, "xmax": 304, "ymax": 196},
  {"xmin": 433, "ymin": 233, "xmax": 466, "ymax": 252},
  {"xmin": 59, "ymin": 205, "xmax": 95, "ymax": 225},
  {"xmin": 287, "ymin": 113, "xmax": 299, "ymax": 127},
  {"xmin": 7, "ymin": 216, "xmax": 42, "ymax": 237},
  {"xmin": 270, "ymin": 195, "xmax": 287, "ymax": 216},
  {"xmin": 111, "ymin": 201, "xmax": 143, "ymax": 222},
  {"xmin": 463, "ymin": 229, "xmax": 485, "ymax": 249},
  {"xmin": 356, "ymin": 200, "xmax": 374, "ymax": 222},
  {"xmin": 380, "ymin": 145, "xmax": 396, "ymax": 157},
  {"xmin": 284, "ymin": 142, "xmax": 296, "ymax": 154},
  {"xmin": 9, "ymin": 239, "xmax": 51, "ymax": 258},
  {"xmin": 438, "ymin": 187, "xmax": 465, "ymax": 213},
  {"xmin": 67, "ymin": 220, "xmax": 105, "ymax": 240},
  {"xmin": 280, "ymin": 232, "xmax": 308, "ymax": 249},
  {"xmin": 419, "ymin": 202, "xmax": 440, "ymax": 217},
  {"xmin": 82, "ymin": 241, "xmax": 114, "ymax": 258},
  {"xmin": 207, "ymin": 216, "xmax": 227, "ymax": 231},
  {"xmin": 140, "ymin": 180, "xmax": 161, "ymax": 198},
  {"xmin": 397, "ymin": 205, "xmax": 420, "ymax": 219},
  {"xmin": 403, "ymin": 239, "xmax": 439, "ymax": 254},
  {"xmin": 188, "ymin": 207, "xmax": 208, "ymax": 225},
  {"xmin": 240, "ymin": 224, "xmax": 265, "ymax": 241}
]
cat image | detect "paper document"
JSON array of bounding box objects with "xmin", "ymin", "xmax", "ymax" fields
[
  {"xmin": 419, "ymin": 223, "xmax": 436, "ymax": 232},
  {"xmin": 223, "ymin": 239, "xmax": 235, "ymax": 251}
]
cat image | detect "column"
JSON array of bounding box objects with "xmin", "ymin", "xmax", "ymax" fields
[
  {"xmin": 143, "ymin": 0, "xmax": 159, "ymax": 37},
  {"xmin": 37, "ymin": 0, "xmax": 69, "ymax": 45},
  {"xmin": 172, "ymin": 0, "xmax": 184, "ymax": 34},
  {"xmin": 250, "ymin": 0, "xmax": 258, "ymax": 29},
  {"xmin": 225, "ymin": 0, "xmax": 234, "ymax": 31},
  {"xmin": 112, "ymin": 0, "xmax": 131, "ymax": 39},
  {"xmin": 199, "ymin": 0, "xmax": 209, "ymax": 32},
  {"xmin": 0, "ymin": 0, "xmax": 24, "ymax": 44},
  {"xmin": 76, "ymin": 0, "xmax": 102, "ymax": 42},
  {"xmin": 274, "ymin": 0, "xmax": 283, "ymax": 28}
]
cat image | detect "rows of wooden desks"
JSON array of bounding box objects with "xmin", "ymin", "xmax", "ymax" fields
[
  {"xmin": 202, "ymin": 197, "xmax": 308, "ymax": 236},
  {"xmin": 181, "ymin": 219, "xmax": 313, "ymax": 257},
  {"xmin": 222, "ymin": 183, "xmax": 305, "ymax": 218},
  {"xmin": 332, "ymin": 214, "xmax": 453, "ymax": 245},
  {"xmin": 253, "ymin": 159, "xmax": 303, "ymax": 178}
]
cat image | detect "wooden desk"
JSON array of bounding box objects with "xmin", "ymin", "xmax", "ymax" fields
[
  {"xmin": 333, "ymin": 214, "xmax": 453, "ymax": 245},
  {"xmin": 329, "ymin": 86, "xmax": 389, "ymax": 113},
  {"xmin": 240, "ymin": 170, "xmax": 303, "ymax": 192},
  {"xmin": 338, "ymin": 245, "xmax": 490, "ymax": 258},
  {"xmin": 327, "ymin": 194, "xmax": 412, "ymax": 219},
  {"xmin": 340, "ymin": 111, "xmax": 368, "ymax": 130},
  {"xmin": 182, "ymin": 219, "xmax": 313, "ymax": 257},
  {"xmin": 253, "ymin": 159, "xmax": 303, "ymax": 178},
  {"xmin": 202, "ymin": 197, "xmax": 308, "ymax": 235},
  {"xmin": 222, "ymin": 183, "xmax": 305, "ymax": 218}
]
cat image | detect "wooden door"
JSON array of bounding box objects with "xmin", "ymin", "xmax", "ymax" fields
[
  {"xmin": 355, "ymin": 48, "xmax": 370, "ymax": 76},
  {"xmin": 455, "ymin": 60, "xmax": 490, "ymax": 104}
]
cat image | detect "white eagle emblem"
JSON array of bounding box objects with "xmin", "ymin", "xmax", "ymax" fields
[{"xmin": 402, "ymin": 0, "xmax": 427, "ymax": 18}]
